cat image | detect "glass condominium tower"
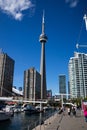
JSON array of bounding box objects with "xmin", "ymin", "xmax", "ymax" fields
[
  {"xmin": 59, "ymin": 75, "xmax": 66, "ymax": 99},
  {"xmin": 68, "ymin": 52, "xmax": 87, "ymax": 98}
]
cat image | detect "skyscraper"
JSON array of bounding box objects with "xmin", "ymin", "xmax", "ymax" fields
[
  {"xmin": 68, "ymin": 81, "xmax": 70, "ymax": 99},
  {"xmin": 68, "ymin": 52, "xmax": 87, "ymax": 98},
  {"xmin": 59, "ymin": 75, "xmax": 66, "ymax": 99},
  {"xmin": 47, "ymin": 89, "xmax": 52, "ymax": 99},
  {"xmin": 39, "ymin": 11, "xmax": 48, "ymax": 99},
  {"xmin": 0, "ymin": 52, "xmax": 14, "ymax": 96},
  {"xmin": 23, "ymin": 67, "xmax": 41, "ymax": 100}
]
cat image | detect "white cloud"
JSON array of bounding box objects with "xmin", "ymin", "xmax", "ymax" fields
[
  {"xmin": 0, "ymin": 0, "xmax": 34, "ymax": 20},
  {"xmin": 65, "ymin": 0, "xmax": 79, "ymax": 8}
]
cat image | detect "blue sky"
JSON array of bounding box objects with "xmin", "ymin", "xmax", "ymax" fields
[{"xmin": 0, "ymin": 0, "xmax": 87, "ymax": 95}]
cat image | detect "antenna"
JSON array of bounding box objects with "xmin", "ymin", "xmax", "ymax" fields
[
  {"xmin": 42, "ymin": 10, "xmax": 45, "ymax": 24},
  {"xmin": 42, "ymin": 10, "xmax": 45, "ymax": 34}
]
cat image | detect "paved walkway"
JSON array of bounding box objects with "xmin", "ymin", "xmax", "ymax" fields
[
  {"xmin": 33, "ymin": 109, "xmax": 87, "ymax": 130},
  {"xmin": 59, "ymin": 110, "xmax": 87, "ymax": 130}
]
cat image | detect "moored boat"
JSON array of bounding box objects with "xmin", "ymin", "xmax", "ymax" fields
[
  {"xmin": 0, "ymin": 104, "xmax": 14, "ymax": 121},
  {"xmin": 0, "ymin": 110, "xmax": 11, "ymax": 121},
  {"xmin": 24, "ymin": 104, "xmax": 39, "ymax": 114}
]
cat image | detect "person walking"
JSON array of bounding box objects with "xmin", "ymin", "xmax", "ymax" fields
[
  {"xmin": 73, "ymin": 106, "xmax": 76, "ymax": 117},
  {"xmin": 68, "ymin": 107, "xmax": 71, "ymax": 115},
  {"xmin": 83, "ymin": 106, "xmax": 87, "ymax": 122},
  {"xmin": 68, "ymin": 107, "xmax": 72, "ymax": 116}
]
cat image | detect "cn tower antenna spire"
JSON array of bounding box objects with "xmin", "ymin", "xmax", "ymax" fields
[{"xmin": 42, "ymin": 10, "xmax": 45, "ymax": 34}]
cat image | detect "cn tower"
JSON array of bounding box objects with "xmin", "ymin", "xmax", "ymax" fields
[{"xmin": 39, "ymin": 11, "xmax": 48, "ymax": 100}]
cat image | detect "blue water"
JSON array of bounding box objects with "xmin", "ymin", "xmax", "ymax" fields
[{"xmin": 0, "ymin": 110, "xmax": 56, "ymax": 130}]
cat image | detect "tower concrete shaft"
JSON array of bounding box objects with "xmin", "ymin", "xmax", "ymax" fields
[{"xmin": 39, "ymin": 11, "xmax": 48, "ymax": 100}]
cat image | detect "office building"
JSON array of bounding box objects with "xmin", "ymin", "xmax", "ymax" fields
[
  {"xmin": 23, "ymin": 67, "xmax": 41, "ymax": 100},
  {"xmin": 59, "ymin": 75, "xmax": 66, "ymax": 99},
  {"xmin": 47, "ymin": 89, "xmax": 52, "ymax": 99},
  {"xmin": 68, "ymin": 52, "xmax": 87, "ymax": 98},
  {"xmin": 68, "ymin": 81, "xmax": 70, "ymax": 99},
  {"xmin": 18, "ymin": 87, "xmax": 22, "ymax": 91},
  {"xmin": 0, "ymin": 52, "xmax": 14, "ymax": 96}
]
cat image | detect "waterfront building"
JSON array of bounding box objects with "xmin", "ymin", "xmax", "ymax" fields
[
  {"xmin": 39, "ymin": 11, "xmax": 48, "ymax": 99},
  {"xmin": 54, "ymin": 95, "xmax": 61, "ymax": 101},
  {"xmin": 68, "ymin": 52, "xmax": 87, "ymax": 98},
  {"xmin": 59, "ymin": 75, "xmax": 66, "ymax": 99},
  {"xmin": 23, "ymin": 67, "xmax": 41, "ymax": 100},
  {"xmin": 12, "ymin": 87, "xmax": 23, "ymax": 98},
  {"xmin": 68, "ymin": 81, "xmax": 70, "ymax": 99},
  {"xmin": 18, "ymin": 87, "xmax": 22, "ymax": 91},
  {"xmin": 0, "ymin": 52, "xmax": 14, "ymax": 96},
  {"xmin": 47, "ymin": 89, "xmax": 52, "ymax": 99}
]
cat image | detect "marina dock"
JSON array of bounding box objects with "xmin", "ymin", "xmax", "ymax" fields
[{"xmin": 33, "ymin": 109, "xmax": 87, "ymax": 130}]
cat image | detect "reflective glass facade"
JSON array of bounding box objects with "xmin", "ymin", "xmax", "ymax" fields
[{"xmin": 69, "ymin": 52, "xmax": 87, "ymax": 98}]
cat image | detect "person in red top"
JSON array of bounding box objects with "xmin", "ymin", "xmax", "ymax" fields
[{"xmin": 83, "ymin": 106, "xmax": 87, "ymax": 122}]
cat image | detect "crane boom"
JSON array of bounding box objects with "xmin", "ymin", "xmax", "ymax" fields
[
  {"xmin": 76, "ymin": 43, "xmax": 87, "ymax": 49},
  {"xmin": 76, "ymin": 14, "xmax": 87, "ymax": 49}
]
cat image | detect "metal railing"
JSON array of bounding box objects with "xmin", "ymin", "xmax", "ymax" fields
[{"xmin": 22, "ymin": 110, "xmax": 58, "ymax": 130}]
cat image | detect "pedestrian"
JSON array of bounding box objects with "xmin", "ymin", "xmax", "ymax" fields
[
  {"xmin": 68, "ymin": 106, "xmax": 72, "ymax": 116},
  {"xmin": 83, "ymin": 106, "xmax": 87, "ymax": 122},
  {"xmin": 72, "ymin": 106, "xmax": 76, "ymax": 117},
  {"xmin": 68, "ymin": 107, "xmax": 71, "ymax": 115}
]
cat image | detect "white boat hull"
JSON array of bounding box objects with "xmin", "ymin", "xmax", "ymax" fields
[{"xmin": 0, "ymin": 111, "xmax": 11, "ymax": 121}]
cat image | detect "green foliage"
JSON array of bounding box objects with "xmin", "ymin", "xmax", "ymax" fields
[
  {"xmin": 47, "ymin": 99, "xmax": 61, "ymax": 107},
  {"xmin": 69, "ymin": 97, "xmax": 82, "ymax": 107}
]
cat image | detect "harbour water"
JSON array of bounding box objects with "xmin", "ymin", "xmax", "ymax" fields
[{"xmin": 0, "ymin": 109, "xmax": 56, "ymax": 130}]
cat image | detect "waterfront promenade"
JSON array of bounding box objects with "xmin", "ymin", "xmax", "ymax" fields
[{"xmin": 33, "ymin": 109, "xmax": 87, "ymax": 130}]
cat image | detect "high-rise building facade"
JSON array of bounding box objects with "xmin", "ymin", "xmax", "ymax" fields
[
  {"xmin": 59, "ymin": 75, "xmax": 66, "ymax": 99},
  {"xmin": 0, "ymin": 52, "xmax": 14, "ymax": 96},
  {"xmin": 68, "ymin": 81, "xmax": 70, "ymax": 99},
  {"xmin": 68, "ymin": 52, "xmax": 87, "ymax": 98},
  {"xmin": 39, "ymin": 12, "xmax": 48, "ymax": 99},
  {"xmin": 23, "ymin": 67, "xmax": 41, "ymax": 100},
  {"xmin": 47, "ymin": 89, "xmax": 52, "ymax": 99}
]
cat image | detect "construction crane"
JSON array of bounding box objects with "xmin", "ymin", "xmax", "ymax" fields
[
  {"xmin": 83, "ymin": 14, "xmax": 87, "ymax": 31},
  {"xmin": 76, "ymin": 14, "xmax": 87, "ymax": 49}
]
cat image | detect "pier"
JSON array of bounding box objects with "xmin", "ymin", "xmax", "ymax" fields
[
  {"xmin": 33, "ymin": 109, "xmax": 87, "ymax": 130},
  {"xmin": 1, "ymin": 97, "xmax": 87, "ymax": 130}
]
